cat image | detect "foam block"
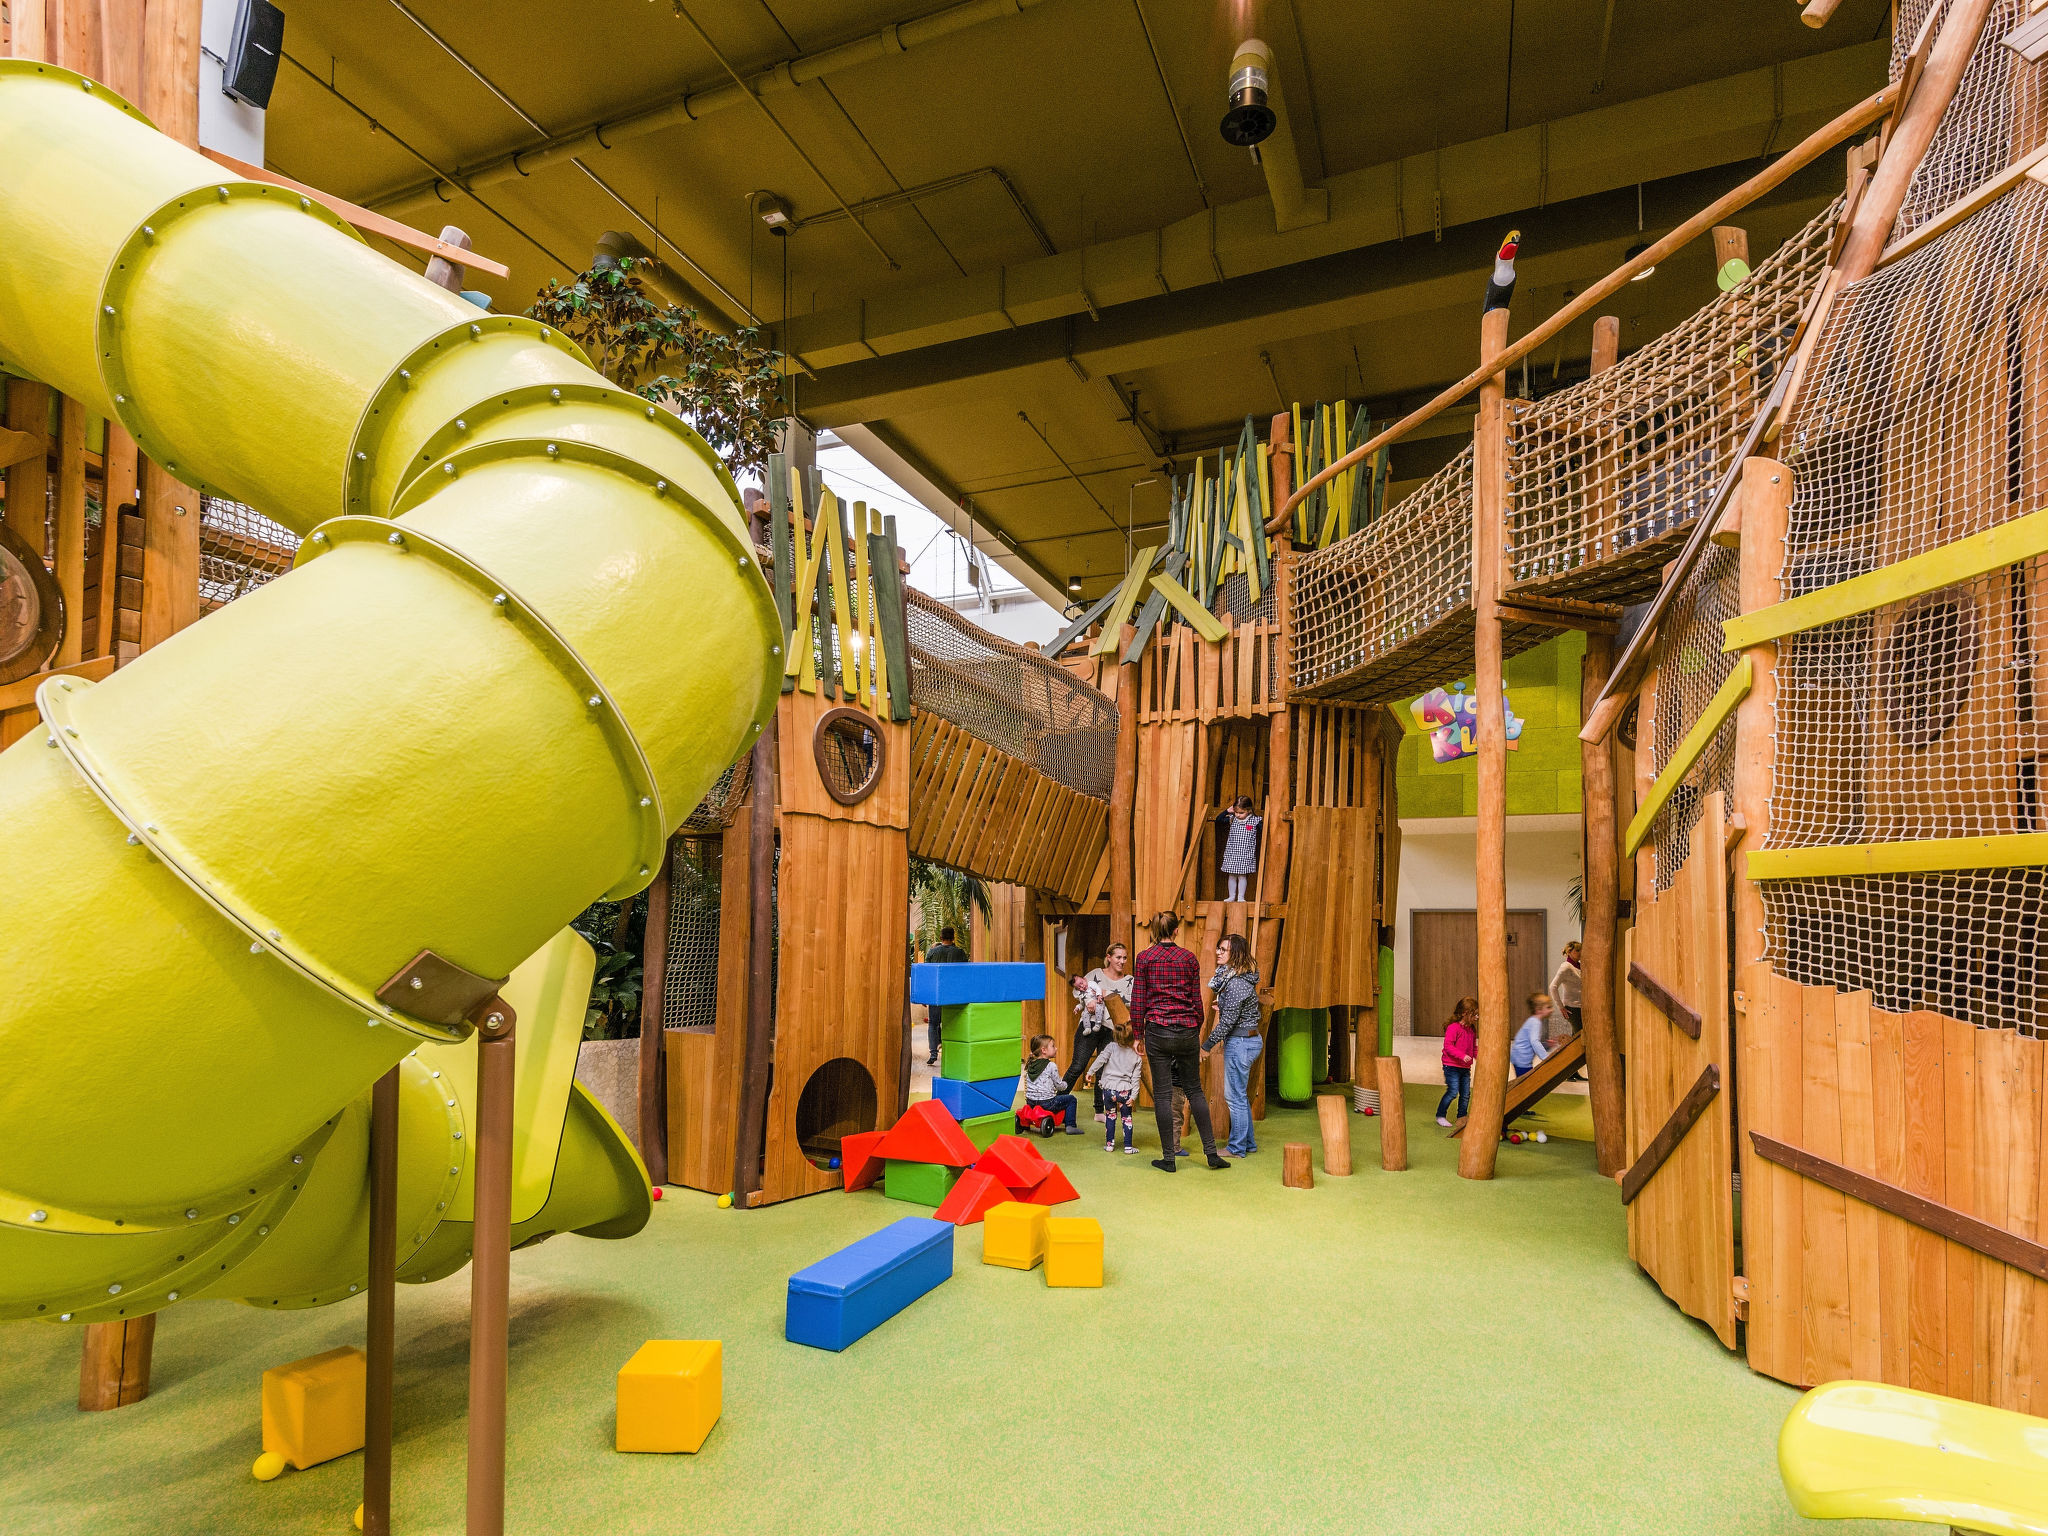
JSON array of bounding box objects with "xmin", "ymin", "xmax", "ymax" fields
[
  {"xmin": 1023, "ymin": 1163, "xmax": 1080, "ymax": 1207},
  {"xmin": 873, "ymin": 1099, "xmax": 978, "ymax": 1167},
  {"xmin": 261, "ymin": 1346, "xmax": 366, "ymax": 1472},
  {"xmin": 930, "ymin": 1074, "xmax": 1018, "ymax": 1123},
  {"xmin": 981, "ymin": 1201, "xmax": 1050, "ymax": 1270},
  {"xmin": 940, "ymin": 1001, "xmax": 1024, "ymax": 1043},
  {"xmin": 841, "ymin": 1129, "xmax": 886, "ymax": 1192},
  {"xmin": 974, "ymin": 1135, "xmax": 1051, "ymax": 1193},
  {"xmin": 932, "ymin": 1168, "xmax": 1011, "ymax": 1225},
  {"xmin": 960, "ymin": 1110, "xmax": 1012, "ymax": 1153},
  {"xmin": 1045, "ymin": 1218, "xmax": 1103, "ymax": 1287},
  {"xmin": 911, "ymin": 962, "xmax": 1046, "ymax": 1006},
  {"xmin": 786, "ymin": 1217, "xmax": 953, "ymax": 1351},
  {"xmin": 884, "ymin": 1159, "xmax": 962, "ymax": 1207},
  {"xmin": 942, "ymin": 1037, "xmax": 1023, "ymax": 1082},
  {"xmin": 616, "ymin": 1340, "xmax": 721, "ymax": 1453}
]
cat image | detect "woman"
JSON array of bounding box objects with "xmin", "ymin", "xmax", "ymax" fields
[
  {"xmin": 1201, "ymin": 933, "xmax": 1262, "ymax": 1158},
  {"xmin": 1550, "ymin": 941, "xmax": 1584, "ymax": 1031},
  {"xmin": 1071, "ymin": 943, "xmax": 1130, "ymax": 1115},
  {"xmin": 1129, "ymin": 912, "xmax": 1229, "ymax": 1172}
]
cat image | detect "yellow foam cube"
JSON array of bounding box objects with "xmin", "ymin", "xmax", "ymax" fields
[
  {"xmin": 616, "ymin": 1339, "xmax": 721, "ymax": 1453},
  {"xmin": 1045, "ymin": 1217, "xmax": 1104, "ymax": 1287},
  {"xmin": 261, "ymin": 1346, "xmax": 365, "ymax": 1472},
  {"xmin": 981, "ymin": 1201, "xmax": 1049, "ymax": 1270}
]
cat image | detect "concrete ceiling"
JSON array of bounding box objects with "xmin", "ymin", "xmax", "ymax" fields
[{"xmin": 264, "ymin": 0, "xmax": 1893, "ymax": 605}]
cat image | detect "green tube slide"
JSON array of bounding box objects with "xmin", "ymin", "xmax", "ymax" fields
[{"xmin": 0, "ymin": 64, "xmax": 780, "ymax": 1325}]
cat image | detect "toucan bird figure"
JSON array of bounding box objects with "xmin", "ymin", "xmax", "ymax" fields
[{"xmin": 1484, "ymin": 230, "xmax": 1520, "ymax": 313}]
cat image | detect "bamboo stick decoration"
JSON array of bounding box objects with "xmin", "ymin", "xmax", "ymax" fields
[
  {"xmin": 823, "ymin": 492, "xmax": 857, "ymax": 703},
  {"xmin": 784, "ymin": 487, "xmax": 824, "ymax": 693},
  {"xmin": 1269, "ymin": 81, "xmax": 1899, "ymax": 529},
  {"xmin": 1460, "ymin": 305, "xmax": 1514, "ymax": 1181},
  {"xmin": 851, "ymin": 500, "xmax": 874, "ymax": 705}
]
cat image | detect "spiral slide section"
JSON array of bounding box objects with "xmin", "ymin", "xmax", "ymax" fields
[{"xmin": 0, "ymin": 62, "xmax": 782, "ymax": 1324}]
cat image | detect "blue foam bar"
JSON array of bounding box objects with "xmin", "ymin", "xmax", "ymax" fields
[
  {"xmin": 785, "ymin": 1217, "xmax": 954, "ymax": 1352},
  {"xmin": 910, "ymin": 961, "xmax": 1046, "ymax": 1006},
  {"xmin": 931, "ymin": 1074, "xmax": 1020, "ymax": 1122}
]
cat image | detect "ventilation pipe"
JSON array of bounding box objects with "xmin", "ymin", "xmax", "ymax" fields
[{"xmin": 1228, "ymin": 40, "xmax": 1327, "ymax": 234}]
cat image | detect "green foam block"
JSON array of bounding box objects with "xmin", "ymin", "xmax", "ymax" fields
[
  {"xmin": 961, "ymin": 1110, "xmax": 1012, "ymax": 1152},
  {"xmin": 941, "ymin": 1037, "xmax": 1022, "ymax": 1082},
  {"xmin": 940, "ymin": 1002, "xmax": 1023, "ymax": 1043},
  {"xmin": 883, "ymin": 1159, "xmax": 962, "ymax": 1207}
]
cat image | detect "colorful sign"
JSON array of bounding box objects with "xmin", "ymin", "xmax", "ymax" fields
[{"xmin": 1409, "ymin": 682, "xmax": 1525, "ymax": 764}]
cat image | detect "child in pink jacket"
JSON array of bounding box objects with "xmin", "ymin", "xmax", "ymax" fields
[{"xmin": 1437, "ymin": 996, "xmax": 1479, "ymax": 1126}]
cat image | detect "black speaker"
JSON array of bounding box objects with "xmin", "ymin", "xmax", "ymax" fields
[{"xmin": 222, "ymin": 0, "xmax": 285, "ymax": 110}]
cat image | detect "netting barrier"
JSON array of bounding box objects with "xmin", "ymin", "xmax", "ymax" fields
[
  {"xmin": 1893, "ymin": 0, "xmax": 2048, "ymax": 243},
  {"xmin": 660, "ymin": 836, "xmax": 724, "ymax": 1032},
  {"xmin": 1762, "ymin": 174, "xmax": 2048, "ymax": 1034},
  {"xmin": 198, "ymin": 496, "xmax": 295, "ymax": 611},
  {"xmin": 902, "ymin": 586, "xmax": 1117, "ymax": 800},
  {"xmin": 1645, "ymin": 544, "xmax": 1742, "ymax": 891}
]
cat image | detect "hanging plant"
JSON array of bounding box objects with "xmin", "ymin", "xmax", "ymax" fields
[{"xmin": 528, "ymin": 256, "xmax": 786, "ymax": 474}]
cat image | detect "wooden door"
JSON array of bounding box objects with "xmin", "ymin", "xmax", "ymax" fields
[
  {"xmin": 1623, "ymin": 790, "xmax": 1736, "ymax": 1348},
  {"xmin": 1409, "ymin": 909, "xmax": 1550, "ymax": 1036}
]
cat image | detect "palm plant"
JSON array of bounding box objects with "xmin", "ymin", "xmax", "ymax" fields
[{"xmin": 909, "ymin": 856, "xmax": 991, "ymax": 955}]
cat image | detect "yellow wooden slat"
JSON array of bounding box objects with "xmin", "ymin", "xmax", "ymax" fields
[
  {"xmin": 823, "ymin": 491, "xmax": 858, "ymax": 699},
  {"xmin": 1623, "ymin": 656, "xmax": 1753, "ymax": 856},
  {"xmin": 1748, "ymin": 833, "xmax": 2048, "ymax": 881},
  {"xmin": 1722, "ymin": 507, "xmax": 2048, "ymax": 652},
  {"xmin": 1089, "ymin": 544, "xmax": 1161, "ymax": 656},
  {"xmin": 1148, "ymin": 572, "xmax": 1230, "ymax": 642},
  {"xmin": 851, "ymin": 501, "xmax": 874, "ymax": 705}
]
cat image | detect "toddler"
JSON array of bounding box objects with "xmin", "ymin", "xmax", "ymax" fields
[
  {"xmin": 1022, "ymin": 1033, "xmax": 1082, "ymax": 1134},
  {"xmin": 1219, "ymin": 795, "xmax": 1262, "ymax": 903},
  {"xmin": 1512, "ymin": 992, "xmax": 1554, "ymax": 1079},
  {"xmin": 1436, "ymin": 996, "xmax": 1478, "ymax": 1126},
  {"xmin": 1082, "ymin": 1022, "xmax": 1144, "ymax": 1153}
]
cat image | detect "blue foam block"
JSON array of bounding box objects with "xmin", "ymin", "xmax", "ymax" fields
[
  {"xmin": 931, "ymin": 1074, "xmax": 1020, "ymax": 1122},
  {"xmin": 786, "ymin": 1217, "xmax": 954, "ymax": 1352},
  {"xmin": 910, "ymin": 961, "xmax": 1046, "ymax": 1006}
]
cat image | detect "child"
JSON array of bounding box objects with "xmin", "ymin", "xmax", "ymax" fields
[
  {"xmin": 1022, "ymin": 1033, "xmax": 1082, "ymax": 1134},
  {"xmin": 1512, "ymin": 992, "xmax": 1553, "ymax": 1079},
  {"xmin": 1219, "ymin": 795, "xmax": 1261, "ymax": 903},
  {"xmin": 1069, "ymin": 971, "xmax": 1114, "ymax": 1119},
  {"xmin": 1082, "ymin": 1021, "xmax": 1145, "ymax": 1153},
  {"xmin": 1437, "ymin": 996, "xmax": 1478, "ymax": 1127}
]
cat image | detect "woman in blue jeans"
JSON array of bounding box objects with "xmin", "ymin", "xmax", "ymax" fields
[{"xmin": 1202, "ymin": 933, "xmax": 1264, "ymax": 1157}]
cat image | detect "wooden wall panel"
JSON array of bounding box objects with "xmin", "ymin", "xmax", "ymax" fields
[
  {"xmin": 777, "ymin": 686, "xmax": 908, "ymax": 828},
  {"xmin": 664, "ymin": 817, "xmax": 752, "ymax": 1193},
  {"xmin": 1273, "ymin": 806, "xmax": 1380, "ymax": 1008}
]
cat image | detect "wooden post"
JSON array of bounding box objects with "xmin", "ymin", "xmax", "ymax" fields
[
  {"xmin": 1021, "ymin": 884, "xmax": 1045, "ymax": 1048},
  {"xmin": 362, "ymin": 1066, "xmax": 399, "ymax": 1536},
  {"xmin": 1731, "ymin": 458, "xmax": 1789, "ymax": 981},
  {"xmin": 1109, "ymin": 633, "xmax": 1138, "ymax": 955},
  {"xmin": 733, "ymin": 716, "xmax": 778, "ymax": 1205},
  {"xmin": 98, "ymin": 425, "xmax": 139, "ymax": 662},
  {"xmin": 1375, "ymin": 1053, "xmax": 1408, "ymax": 1170},
  {"xmin": 1580, "ymin": 631, "xmax": 1627, "ymax": 1176},
  {"xmin": 636, "ymin": 842, "xmax": 671, "ymax": 1186},
  {"xmin": 135, "ymin": 460, "xmax": 198, "ymax": 651},
  {"xmin": 77, "ymin": 1316, "xmax": 155, "ymax": 1411},
  {"xmin": 1282, "ymin": 1142, "xmax": 1314, "ymax": 1188},
  {"xmin": 3, "ymin": 380, "xmax": 49, "ymax": 552},
  {"xmin": 1315, "ymin": 1092, "xmax": 1352, "ymax": 1175},
  {"xmin": 1590, "ymin": 315, "xmax": 1620, "ymax": 375},
  {"xmin": 1460, "ymin": 304, "xmax": 1513, "ymax": 1181},
  {"xmin": 141, "ymin": 0, "xmax": 201, "ymax": 147},
  {"xmin": 467, "ymin": 1004, "xmax": 515, "ymax": 1536}
]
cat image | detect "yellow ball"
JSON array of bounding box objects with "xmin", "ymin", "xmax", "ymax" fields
[
  {"xmin": 353, "ymin": 1504, "xmax": 364, "ymax": 1530},
  {"xmin": 715, "ymin": 1193, "xmax": 733, "ymax": 1209},
  {"xmin": 252, "ymin": 1450, "xmax": 287, "ymax": 1482}
]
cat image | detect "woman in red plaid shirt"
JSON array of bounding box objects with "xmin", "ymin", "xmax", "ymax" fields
[{"xmin": 1129, "ymin": 911, "xmax": 1230, "ymax": 1171}]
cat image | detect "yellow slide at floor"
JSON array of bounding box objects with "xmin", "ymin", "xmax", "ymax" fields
[
  {"xmin": 1780, "ymin": 1381, "xmax": 2048, "ymax": 1534},
  {"xmin": 0, "ymin": 61, "xmax": 779, "ymax": 1321}
]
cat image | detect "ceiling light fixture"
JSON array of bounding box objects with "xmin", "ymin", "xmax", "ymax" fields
[{"xmin": 1625, "ymin": 241, "xmax": 1655, "ymax": 281}]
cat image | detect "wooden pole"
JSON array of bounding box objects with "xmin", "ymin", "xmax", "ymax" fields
[
  {"xmin": 1731, "ymin": 458, "xmax": 1790, "ymax": 986},
  {"xmin": 98, "ymin": 425, "xmax": 139, "ymax": 662},
  {"xmin": 52, "ymin": 395, "xmax": 85, "ymax": 667},
  {"xmin": 466, "ymin": 1005, "xmax": 515, "ymax": 1536},
  {"xmin": 1375, "ymin": 1053, "xmax": 1408, "ymax": 1170},
  {"xmin": 636, "ymin": 843, "xmax": 671, "ymax": 1187},
  {"xmin": 2, "ymin": 380, "xmax": 49, "ymax": 552},
  {"xmin": 362, "ymin": 1066, "xmax": 399, "ymax": 1536},
  {"xmin": 1590, "ymin": 315, "xmax": 1620, "ymax": 375},
  {"xmin": 77, "ymin": 1316, "xmax": 154, "ymax": 1411},
  {"xmin": 1282, "ymin": 1142, "xmax": 1314, "ymax": 1188},
  {"xmin": 1271, "ymin": 82, "xmax": 1897, "ymax": 528},
  {"xmin": 733, "ymin": 716, "xmax": 778, "ymax": 1205},
  {"xmin": 1580, "ymin": 631, "xmax": 1626, "ymax": 1175},
  {"xmin": 1109, "ymin": 631, "xmax": 1138, "ymax": 955},
  {"xmin": 1460, "ymin": 305, "xmax": 1513, "ymax": 1181},
  {"xmin": 1316, "ymin": 1092, "xmax": 1352, "ymax": 1175}
]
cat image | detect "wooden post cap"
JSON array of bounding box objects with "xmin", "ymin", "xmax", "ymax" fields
[{"xmin": 1282, "ymin": 1142, "xmax": 1314, "ymax": 1189}]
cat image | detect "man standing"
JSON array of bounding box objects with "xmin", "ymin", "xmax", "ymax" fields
[{"xmin": 923, "ymin": 925, "xmax": 969, "ymax": 1065}]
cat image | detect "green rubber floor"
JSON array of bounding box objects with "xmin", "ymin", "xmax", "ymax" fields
[{"xmin": 0, "ymin": 1087, "xmax": 1915, "ymax": 1535}]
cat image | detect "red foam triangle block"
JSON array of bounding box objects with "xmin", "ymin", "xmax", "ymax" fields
[
  {"xmin": 932, "ymin": 1168, "xmax": 1010, "ymax": 1225},
  {"xmin": 873, "ymin": 1099, "xmax": 979, "ymax": 1167},
  {"xmin": 973, "ymin": 1135, "xmax": 1051, "ymax": 1192},
  {"xmin": 1022, "ymin": 1163, "xmax": 1079, "ymax": 1206},
  {"xmin": 841, "ymin": 1129, "xmax": 886, "ymax": 1191}
]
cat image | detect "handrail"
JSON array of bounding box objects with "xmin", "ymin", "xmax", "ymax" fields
[{"xmin": 1267, "ymin": 81, "xmax": 1899, "ymax": 533}]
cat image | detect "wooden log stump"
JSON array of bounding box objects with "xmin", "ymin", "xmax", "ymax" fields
[
  {"xmin": 79, "ymin": 1316, "xmax": 155, "ymax": 1411},
  {"xmin": 1315, "ymin": 1093, "xmax": 1352, "ymax": 1175},
  {"xmin": 1282, "ymin": 1142, "xmax": 1314, "ymax": 1189},
  {"xmin": 1376, "ymin": 1055, "xmax": 1408, "ymax": 1171}
]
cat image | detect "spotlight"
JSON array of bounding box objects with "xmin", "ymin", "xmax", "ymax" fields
[
  {"xmin": 1626, "ymin": 241, "xmax": 1656, "ymax": 281},
  {"xmin": 756, "ymin": 192, "xmax": 794, "ymax": 237},
  {"xmin": 1221, "ymin": 45, "xmax": 1276, "ymax": 148},
  {"xmin": 1066, "ymin": 575, "xmax": 1083, "ymax": 599}
]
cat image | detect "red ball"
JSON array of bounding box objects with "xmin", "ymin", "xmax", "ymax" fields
[{"xmin": 650, "ymin": 1186, "xmax": 664, "ymax": 1200}]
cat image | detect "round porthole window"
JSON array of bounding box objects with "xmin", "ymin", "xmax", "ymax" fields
[
  {"xmin": 813, "ymin": 706, "xmax": 885, "ymax": 805},
  {"xmin": 1880, "ymin": 587, "xmax": 1978, "ymax": 751},
  {"xmin": 0, "ymin": 522, "xmax": 63, "ymax": 683}
]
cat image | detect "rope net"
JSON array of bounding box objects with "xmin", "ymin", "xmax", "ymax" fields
[
  {"xmin": 1893, "ymin": 0, "xmax": 2048, "ymax": 243},
  {"xmin": 902, "ymin": 587, "xmax": 1117, "ymax": 799},
  {"xmin": 1646, "ymin": 544, "xmax": 1742, "ymax": 892},
  {"xmin": 1508, "ymin": 203, "xmax": 1837, "ymax": 602},
  {"xmin": 660, "ymin": 836, "xmax": 724, "ymax": 1032},
  {"xmin": 198, "ymin": 496, "xmax": 295, "ymax": 611},
  {"xmin": 1763, "ymin": 177, "xmax": 2048, "ymax": 1034}
]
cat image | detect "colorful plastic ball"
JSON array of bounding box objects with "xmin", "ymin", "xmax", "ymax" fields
[
  {"xmin": 1534, "ymin": 1131, "xmax": 1549, "ymax": 1143},
  {"xmin": 716, "ymin": 1192, "xmax": 733, "ymax": 1208},
  {"xmin": 828, "ymin": 1156, "xmax": 841, "ymax": 1169},
  {"xmin": 252, "ymin": 1451, "xmax": 287, "ymax": 1482},
  {"xmin": 353, "ymin": 1504, "xmax": 365, "ymax": 1530},
  {"xmin": 650, "ymin": 1186, "xmax": 663, "ymax": 1201}
]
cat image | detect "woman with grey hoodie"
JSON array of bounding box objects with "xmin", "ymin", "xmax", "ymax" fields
[{"xmin": 1202, "ymin": 933, "xmax": 1263, "ymax": 1158}]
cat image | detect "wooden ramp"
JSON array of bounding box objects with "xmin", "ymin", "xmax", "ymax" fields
[{"xmin": 1446, "ymin": 1031, "xmax": 1585, "ymax": 1137}]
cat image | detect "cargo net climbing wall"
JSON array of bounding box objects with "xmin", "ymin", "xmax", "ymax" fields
[
  {"xmin": 902, "ymin": 586, "xmax": 1118, "ymax": 800},
  {"xmin": 1764, "ymin": 176, "xmax": 2048, "ymax": 1035},
  {"xmin": 1645, "ymin": 545, "xmax": 1741, "ymax": 891},
  {"xmin": 679, "ymin": 752, "xmax": 753, "ymax": 832},
  {"xmin": 198, "ymin": 496, "xmax": 295, "ymax": 611},
  {"xmin": 659, "ymin": 837, "xmax": 724, "ymax": 1032},
  {"xmin": 1891, "ymin": 0, "xmax": 2048, "ymax": 245},
  {"xmin": 1508, "ymin": 202, "xmax": 1837, "ymax": 602}
]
